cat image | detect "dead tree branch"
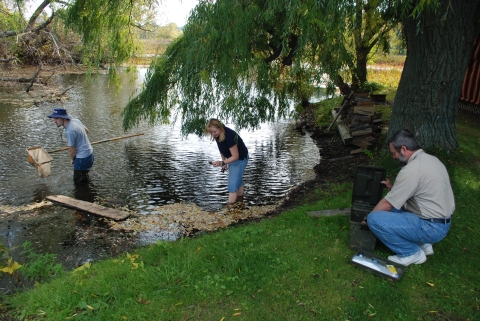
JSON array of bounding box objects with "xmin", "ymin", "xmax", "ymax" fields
[
  {"xmin": 26, "ymin": 67, "xmax": 42, "ymax": 92},
  {"xmin": 0, "ymin": 57, "xmax": 19, "ymax": 63},
  {"xmin": 0, "ymin": 2, "xmax": 55, "ymax": 39}
]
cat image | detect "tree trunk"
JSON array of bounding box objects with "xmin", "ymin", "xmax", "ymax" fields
[
  {"xmin": 355, "ymin": 49, "xmax": 368, "ymax": 85},
  {"xmin": 388, "ymin": 0, "xmax": 480, "ymax": 151}
]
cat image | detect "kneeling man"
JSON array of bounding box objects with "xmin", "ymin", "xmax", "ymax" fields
[{"xmin": 367, "ymin": 129, "xmax": 455, "ymax": 266}]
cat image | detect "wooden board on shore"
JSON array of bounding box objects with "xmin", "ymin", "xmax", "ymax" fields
[
  {"xmin": 332, "ymin": 110, "xmax": 353, "ymax": 145},
  {"xmin": 307, "ymin": 208, "xmax": 351, "ymax": 218},
  {"xmin": 46, "ymin": 195, "xmax": 131, "ymax": 221}
]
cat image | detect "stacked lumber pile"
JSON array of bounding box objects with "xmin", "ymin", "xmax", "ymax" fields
[{"xmin": 331, "ymin": 92, "xmax": 383, "ymax": 154}]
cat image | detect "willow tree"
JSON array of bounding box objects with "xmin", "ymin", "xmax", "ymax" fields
[
  {"xmin": 122, "ymin": 0, "xmax": 404, "ymax": 135},
  {"xmin": 1, "ymin": 0, "xmax": 158, "ymax": 71},
  {"xmin": 345, "ymin": 0, "xmax": 399, "ymax": 86},
  {"xmin": 122, "ymin": 0, "xmax": 349, "ymax": 136},
  {"xmin": 63, "ymin": 0, "xmax": 158, "ymax": 72},
  {"xmin": 387, "ymin": 0, "xmax": 480, "ymax": 150}
]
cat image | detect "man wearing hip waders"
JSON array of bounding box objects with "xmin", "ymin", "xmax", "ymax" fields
[{"xmin": 47, "ymin": 108, "xmax": 94, "ymax": 184}]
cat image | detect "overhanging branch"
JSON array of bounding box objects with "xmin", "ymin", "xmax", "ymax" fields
[{"xmin": 0, "ymin": 2, "xmax": 55, "ymax": 39}]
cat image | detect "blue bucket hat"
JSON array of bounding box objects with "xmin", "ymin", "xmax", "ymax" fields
[{"xmin": 47, "ymin": 108, "xmax": 72, "ymax": 119}]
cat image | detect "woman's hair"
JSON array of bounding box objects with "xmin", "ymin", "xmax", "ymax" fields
[
  {"xmin": 388, "ymin": 129, "xmax": 422, "ymax": 152},
  {"xmin": 205, "ymin": 118, "xmax": 226, "ymax": 142}
]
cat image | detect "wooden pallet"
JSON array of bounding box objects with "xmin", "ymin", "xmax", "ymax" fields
[{"xmin": 46, "ymin": 195, "xmax": 131, "ymax": 221}]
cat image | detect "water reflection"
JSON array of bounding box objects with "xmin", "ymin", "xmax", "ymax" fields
[{"xmin": 0, "ymin": 69, "xmax": 320, "ymax": 213}]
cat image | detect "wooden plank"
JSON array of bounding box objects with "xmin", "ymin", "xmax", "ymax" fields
[
  {"xmin": 350, "ymin": 124, "xmax": 371, "ymax": 132},
  {"xmin": 46, "ymin": 195, "xmax": 131, "ymax": 221},
  {"xmin": 351, "ymin": 128, "xmax": 373, "ymax": 137},
  {"xmin": 327, "ymin": 92, "xmax": 354, "ymax": 132},
  {"xmin": 338, "ymin": 121, "xmax": 353, "ymax": 145},
  {"xmin": 350, "ymin": 148, "xmax": 365, "ymax": 154},
  {"xmin": 353, "ymin": 106, "xmax": 375, "ymax": 116},
  {"xmin": 354, "ymin": 101, "xmax": 375, "ymax": 107},
  {"xmin": 307, "ymin": 208, "xmax": 350, "ymax": 217},
  {"xmin": 332, "ymin": 110, "xmax": 353, "ymax": 145},
  {"xmin": 351, "ymin": 115, "xmax": 372, "ymax": 124},
  {"xmin": 352, "ymin": 137, "xmax": 374, "ymax": 150},
  {"xmin": 326, "ymin": 155, "xmax": 354, "ymax": 162},
  {"xmin": 355, "ymin": 92, "xmax": 370, "ymax": 98}
]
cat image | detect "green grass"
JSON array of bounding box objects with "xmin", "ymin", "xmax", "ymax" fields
[
  {"xmin": 311, "ymin": 96, "xmax": 344, "ymax": 127},
  {"xmin": 368, "ymin": 67, "xmax": 402, "ymax": 95},
  {"xmin": 369, "ymin": 54, "xmax": 406, "ymax": 66},
  {"xmin": 3, "ymin": 68, "xmax": 480, "ymax": 320}
]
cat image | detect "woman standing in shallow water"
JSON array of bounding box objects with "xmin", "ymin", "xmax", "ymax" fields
[{"xmin": 205, "ymin": 119, "xmax": 249, "ymax": 205}]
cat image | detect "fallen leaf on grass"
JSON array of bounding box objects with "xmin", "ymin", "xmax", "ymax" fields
[
  {"xmin": 73, "ymin": 262, "xmax": 91, "ymax": 272},
  {"xmin": 426, "ymin": 282, "xmax": 435, "ymax": 287},
  {"xmin": 0, "ymin": 259, "xmax": 22, "ymax": 274},
  {"xmin": 233, "ymin": 312, "xmax": 241, "ymax": 316},
  {"xmin": 138, "ymin": 297, "xmax": 151, "ymax": 305}
]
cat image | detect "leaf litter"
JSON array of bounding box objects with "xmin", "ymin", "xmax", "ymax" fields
[{"xmin": 109, "ymin": 202, "xmax": 278, "ymax": 239}]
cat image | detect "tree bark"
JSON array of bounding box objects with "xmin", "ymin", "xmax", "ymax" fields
[
  {"xmin": 388, "ymin": 0, "xmax": 480, "ymax": 151},
  {"xmin": 354, "ymin": 49, "xmax": 369, "ymax": 85}
]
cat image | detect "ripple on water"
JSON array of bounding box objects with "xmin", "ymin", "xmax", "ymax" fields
[{"xmin": 0, "ymin": 70, "xmax": 320, "ymax": 213}]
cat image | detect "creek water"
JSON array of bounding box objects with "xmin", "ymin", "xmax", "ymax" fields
[
  {"xmin": 0, "ymin": 69, "xmax": 321, "ymax": 212},
  {"xmin": 0, "ymin": 69, "xmax": 324, "ymax": 281}
]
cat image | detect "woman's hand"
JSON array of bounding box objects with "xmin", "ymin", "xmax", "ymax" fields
[{"xmin": 212, "ymin": 160, "xmax": 227, "ymax": 172}]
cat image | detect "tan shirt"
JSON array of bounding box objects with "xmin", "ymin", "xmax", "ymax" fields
[{"xmin": 385, "ymin": 149, "xmax": 455, "ymax": 219}]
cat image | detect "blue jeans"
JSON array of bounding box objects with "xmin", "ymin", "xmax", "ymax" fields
[
  {"xmin": 227, "ymin": 155, "xmax": 249, "ymax": 193},
  {"xmin": 367, "ymin": 208, "xmax": 451, "ymax": 257},
  {"xmin": 74, "ymin": 153, "xmax": 94, "ymax": 171}
]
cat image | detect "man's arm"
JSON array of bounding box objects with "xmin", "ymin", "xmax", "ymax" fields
[
  {"xmin": 372, "ymin": 198, "xmax": 393, "ymax": 212},
  {"xmin": 68, "ymin": 146, "xmax": 76, "ymax": 166}
]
